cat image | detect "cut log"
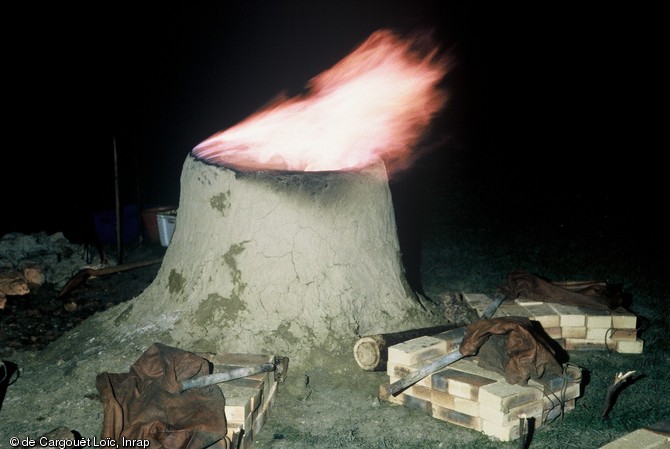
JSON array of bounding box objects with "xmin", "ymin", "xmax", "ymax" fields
[
  {"xmin": 356, "ymin": 293, "xmax": 506, "ymax": 372},
  {"xmin": 353, "ymin": 324, "xmax": 461, "ymax": 371}
]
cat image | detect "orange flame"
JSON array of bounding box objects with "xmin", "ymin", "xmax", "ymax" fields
[{"xmin": 192, "ymin": 29, "xmax": 449, "ymax": 175}]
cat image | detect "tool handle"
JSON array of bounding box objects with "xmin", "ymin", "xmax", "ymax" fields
[
  {"xmin": 386, "ymin": 294, "xmax": 505, "ymax": 396},
  {"xmin": 181, "ymin": 362, "xmax": 274, "ymax": 391},
  {"xmin": 481, "ymin": 294, "xmax": 505, "ymax": 319}
]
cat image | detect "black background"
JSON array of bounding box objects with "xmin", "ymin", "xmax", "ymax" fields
[{"xmin": 1, "ymin": 2, "xmax": 662, "ymax": 244}]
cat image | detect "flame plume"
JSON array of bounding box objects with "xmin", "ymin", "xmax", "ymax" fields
[{"xmin": 193, "ymin": 29, "xmax": 449, "ymax": 175}]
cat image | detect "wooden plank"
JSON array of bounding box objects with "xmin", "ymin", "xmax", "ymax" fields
[
  {"xmin": 478, "ymin": 381, "xmax": 544, "ymax": 412},
  {"xmin": 608, "ymin": 329, "xmax": 638, "ymax": 341},
  {"xmin": 611, "ymin": 311, "xmax": 638, "ymax": 329},
  {"xmin": 479, "ymin": 399, "xmax": 545, "ymax": 427},
  {"xmin": 432, "ymin": 368, "xmax": 497, "ymax": 401},
  {"xmin": 387, "ymin": 361, "xmax": 434, "ymax": 388},
  {"xmin": 548, "ymin": 303, "xmax": 587, "ymax": 327},
  {"xmin": 616, "ymin": 338, "xmax": 644, "ymax": 354},
  {"xmin": 432, "ymin": 405, "xmax": 483, "ymax": 431},
  {"xmin": 599, "ymin": 428, "xmax": 670, "ymax": 449},
  {"xmin": 525, "ymin": 304, "xmax": 560, "ymax": 328},
  {"xmin": 387, "ymin": 335, "xmax": 448, "ymax": 366},
  {"xmin": 585, "ymin": 309, "xmax": 613, "ymax": 329}
]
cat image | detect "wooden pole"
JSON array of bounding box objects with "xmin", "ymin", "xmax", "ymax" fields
[
  {"xmin": 58, "ymin": 257, "xmax": 163, "ymax": 299},
  {"xmin": 134, "ymin": 151, "xmax": 143, "ymax": 244},
  {"xmin": 113, "ymin": 136, "xmax": 123, "ymax": 264}
]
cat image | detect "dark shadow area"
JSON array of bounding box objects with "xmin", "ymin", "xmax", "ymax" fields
[
  {"xmin": 579, "ymin": 368, "xmax": 592, "ymax": 393},
  {"xmin": 62, "ymin": 204, "xmax": 107, "ymax": 265},
  {"xmin": 521, "ymin": 416, "xmax": 536, "ymax": 449},
  {"xmin": 530, "ymin": 320, "xmax": 570, "ymax": 365},
  {"xmin": 0, "ymin": 360, "xmax": 19, "ymax": 412},
  {"xmin": 389, "ymin": 169, "xmax": 426, "ymax": 296}
]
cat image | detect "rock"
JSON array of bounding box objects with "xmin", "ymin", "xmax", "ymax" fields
[{"xmin": 0, "ymin": 270, "xmax": 29, "ymax": 297}]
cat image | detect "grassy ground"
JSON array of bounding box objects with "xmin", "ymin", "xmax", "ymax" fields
[
  {"xmin": 404, "ymin": 164, "xmax": 669, "ymax": 448},
  {"xmin": 251, "ymin": 160, "xmax": 668, "ymax": 449},
  {"xmin": 251, "ymin": 161, "xmax": 669, "ymax": 449}
]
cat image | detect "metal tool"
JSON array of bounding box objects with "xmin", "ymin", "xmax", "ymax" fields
[
  {"xmin": 386, "ymin": 294, "xmax": 506, "ymax": 396},
  {"xmin": 180, "ymin": 355, "xmax": 289, "ymax": 391}
]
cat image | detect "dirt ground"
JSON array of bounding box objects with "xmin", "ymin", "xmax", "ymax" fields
[
  {"xmin": 1, "ymin": 224, "xmax": 666, "ymax": 449},
  {"xmin": 0, "ymin": 240, "xmax": 510, "ymax": 449},
  {"xmin": 0, "ymin": 242, "xmax": 166, "ymax": 355}
]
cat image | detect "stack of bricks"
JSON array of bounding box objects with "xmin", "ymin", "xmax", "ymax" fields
[
  {"xmin": 207, "ymin": 353, "xmax": 280, "ymax": 449},
  {"xmin": 462, "ymin": 293, "xmax": 643, "ymax": 354},
  {"xmin": 380, "ymin": 332, "xmax": 582, "ymax": 442}
]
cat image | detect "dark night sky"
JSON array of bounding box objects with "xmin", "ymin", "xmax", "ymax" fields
[{"xmin": 2, "ymin": 2, "xmax": 663, "ymax": 242}]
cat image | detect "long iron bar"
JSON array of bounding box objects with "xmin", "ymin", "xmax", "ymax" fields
[
  {"xmin": 386, "ymin": 294, "xmax": 506, "ymax": 396},
  {"xmin": 181, "ymin": 362, "xmax": 275, "ymax": 391}
]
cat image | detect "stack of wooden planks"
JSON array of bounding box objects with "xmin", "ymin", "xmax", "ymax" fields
[
  {"xmin": 462, "ymin": 293, "xmax": 643, "ymax": 354},
  {"xmin": 377, "ymin": 292, "xmax": 645, "ymax": 441},
  {"xmin": 380, "ymin": 329, "xmax": 582, "ymax": 442},
  {"xmin": 207, "ymin": 353, "xmax": 280, "ymax": 449}
]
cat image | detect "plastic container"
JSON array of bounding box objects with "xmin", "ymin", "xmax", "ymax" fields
[
  {"xmin": 156, "ymin": 209, "xmax": 178, "ymax": 247},
  {"xmin": 141, "ymin": 205, "xmax": 177, "ymax": 243}
]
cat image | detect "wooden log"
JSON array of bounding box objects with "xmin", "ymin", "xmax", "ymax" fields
[
  {"xmin": 356, "ymin": 294, "xmax": 506, "ymax": 372},
  {"xmin": 353, "ymin": 324, "xmax": 461, "ymax": 371}
]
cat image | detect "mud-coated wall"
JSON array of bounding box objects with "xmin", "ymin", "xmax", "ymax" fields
[{"xmin": 118, "ymin": 155, "xmax": 444, "ymax": 369}]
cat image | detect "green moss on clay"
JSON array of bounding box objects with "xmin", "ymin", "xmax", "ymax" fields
[
  {"xmin": 223, "ymin": 243, "xmax": 248, "ymax": 292},
  {"xmin": 191, "ymin": 292, "xmax": 248, "ymax": 328},
  {"xmin": 114, "ymin": 304, "xmax": 134, "ymax": 326},
  {"xmin": 193, "ymin": 293, "xmax": 225, "ymax": 327},
  {"xmin": 209, "ymin": 191, "xmax": 231, "ymax": 216},
  {"xmin": 221, "ymin": 292, "xmax": 247, "ymax": 318},
  {"xmin": 168, "ymin": 269, "xmax": 186, "ymax": 294},
  {"xmin": 265, "ymin": 321, "xmax": 301, "ymax": 347}
]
